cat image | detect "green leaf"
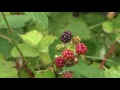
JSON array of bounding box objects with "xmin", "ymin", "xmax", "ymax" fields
[
  {"xmin": 19, "ymin": 68, "xmax": 31, "ymax": 78},
  {"xmin": 0, "ymin": 36, "xmax": 13, "ymax": 58},
  {"xmin": 25, "ymin": 12, "xmax": 48, "ymax": 30},
  {"xmin": 20, "ymin": 30, "xmax": 42, "ymax": 48},
  {"xmin": 0, "ymin": 54, "xmax": 18, "ymax": 78},
  {"xmin": 49, "ymin": 12, "xmax": 91, "ymax": 40},
  {"xmin": 105, "ymin": 67, "xmax": 120, "ymax": 78},
  {"xmin": 49, "ymin": 38, "xmax": 60, "ymax": 61},
  {"xmin": 37, "ymin": 35, "xmax": 57, "ymax": 53},
  {"xmin": 11, "ymin": 44, "xmax": 39, "ymax": 57},
  {"xmin": 35, "ymin": 70, "xmax": 55, "ymax": 78},
  {"xmin": 63, "ymin": 60, "xmax": 105, "ymax": 78},
  {"xmin": 0, "ymin": 15, "xmax": 30, "ymax": 29},
  {"xmin": 102, "ymin": 14, "xmax": 120, "ymax": 33}
]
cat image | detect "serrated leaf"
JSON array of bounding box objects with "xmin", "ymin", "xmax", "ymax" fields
[
  {"xmin": 35, "ymin": 70, "xmax": 55, "ymax": 78},
  {"xmin": 105, "ymin": 67, "xmax": 120, "ymax": 78},
  {"xmin": 0, "ymin": 55, "xmax": 18, "ymax": 78},
  {"xmin": 0, "ymin": 15, "xmax": 30, "ymax": 29},
  {"xmin": 102, "ymin": 14, "xmax": 120, "ymax": 33},
  {"xmin": 37, "ymin": 35, "xmax": 57, "ymax": 53},
  {"xmin": 63, "ymin": 60, "xmax": 105, "ymax": 78},
  {"xmin": 25, "ymin": 12, "xmax": 48, "ymax": 30},
  {"xmin": 49, "ymin": 12, "xmax": 91, "ymax": 40},
  {"xmin": 20, "ymin": 30, "xmax": 42, "ymax": 48},
  {"xmin": 63, "ymin": 19, "xmax": 92, "ymax": 40},
  {"xmin": 11, "ymin": 44, "xmax": 39, "ymax": 58}
]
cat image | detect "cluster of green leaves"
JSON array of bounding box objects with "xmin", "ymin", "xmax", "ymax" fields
[{"xmin": 0, "ymin": 12, "xmax": 120, "ymax": 78}]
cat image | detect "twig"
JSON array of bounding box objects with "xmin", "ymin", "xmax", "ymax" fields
[
  {"xmin": 0, "ymin": 33, "xmax": 12, "ymax": 43},
  {"xmin": 85, "ymin": 55, "xmax": 119, "ymax": 65},
  {"xmin": 99, "ymin": 40, "xmax": 118, "ymax": 69}
]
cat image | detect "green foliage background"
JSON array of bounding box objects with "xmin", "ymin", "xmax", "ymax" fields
[{"xmin": 0, "ymin": 12, "xmax": 120, "ymax": 78}]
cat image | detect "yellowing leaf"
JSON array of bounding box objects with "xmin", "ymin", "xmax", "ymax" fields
[{"xmin": 20, "ymin": 30, "xmax": 42, "ymax": 48}]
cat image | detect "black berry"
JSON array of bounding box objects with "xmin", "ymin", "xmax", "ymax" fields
[{"xmin": 60, "ymin": 31, "xmax": 72, "ymax": 43}]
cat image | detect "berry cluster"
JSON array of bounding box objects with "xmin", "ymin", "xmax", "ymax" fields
[{"xmin": 54, "ymin": 30, "xmax": 88, "ymax": 78}]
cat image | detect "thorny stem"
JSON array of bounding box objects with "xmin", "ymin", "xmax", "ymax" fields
[
  {"xmin": 99, "ymin": 40, "xmax": 118, "ymax": 69},
  {"xmin": 1, "ymin": 12, "xmax": 36, "ymax": 75}
]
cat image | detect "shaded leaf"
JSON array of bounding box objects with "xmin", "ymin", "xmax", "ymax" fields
[
  {"xmin": 0, "ymin": 54, "xmax": 18, "ymax": 78},
  {"xmin": 25, "ymin": 12, "xmax": 48, "ymax": 30},
  {"xmin": 0, "ymin": 15, "xmax": 30, "ymax": 29}
]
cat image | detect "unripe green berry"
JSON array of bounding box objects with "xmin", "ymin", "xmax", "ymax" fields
[{"xmin": 56, "ymin": 44, "xmax": 65, "ymax": 52}]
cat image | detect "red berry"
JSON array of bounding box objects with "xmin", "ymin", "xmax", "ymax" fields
[
  {"xmin": 62, "ymin": 49, "xmax": 74, "ymax": 61},
  {"xmin": 76, "ymin": 43, "xmax": 87, "ymax": 55},
  {"xmin": 62, "ymin": 71, "xmax": 73, "ymax": 78},
  {"xmin": 55, "ymin": 56, "xmax": 65, "ymax": 68}
]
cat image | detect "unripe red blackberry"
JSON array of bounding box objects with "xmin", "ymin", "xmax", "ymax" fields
[
  {"xmin": 60, "ymin": 31, "xmax": 72, "ymax": 43},
  {"xmin": 62, "ymin": 71, "xmax": 73, "ymax": 78},
  {"xmin": 55, "ymin": 56, "xmax": 65, "ymax": 68},
  {"xmin": 72, "ymin": 36, "xmax": 81, "ymax": 44},
  {"xmin": 62, "ymin": 49, "xmax": 74, "ymax": 61},
  {"xmin": 76, "ymin": 43, "xmax": 87, "ymax": 55}
]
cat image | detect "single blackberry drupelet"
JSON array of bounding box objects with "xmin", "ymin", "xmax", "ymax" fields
[
  {"xmin": 55, "ymin": 56, "xmax": 65, "ymax": 68},
  {"xmin": 60, "ymin": 31, "xmax": 72, "ymax": 43}
]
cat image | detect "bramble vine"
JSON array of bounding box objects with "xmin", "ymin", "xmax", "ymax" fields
[{"xmin": 0, "ymin": 12, "xmax": 120, "ymax": 78}]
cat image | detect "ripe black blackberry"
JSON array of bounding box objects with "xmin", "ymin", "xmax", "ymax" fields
[{"xmin": 60, "ymin": 31, "xmax": 72, "ymax": 43}]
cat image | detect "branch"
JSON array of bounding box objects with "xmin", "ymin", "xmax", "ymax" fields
[
  {"xmin": 99, "ymin": 40, "xmax": 118, "ymax": 69},
  {"xmin": 0, "ymin": 33, "xmax": 12, "ymax": 43}
]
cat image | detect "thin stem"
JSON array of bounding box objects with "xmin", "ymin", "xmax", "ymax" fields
[
  {"xmin": 89, "ymin": 22, "xmax": 103, "ymax": 30},
  {"xmin": 0, "ymin": 33, "xmax": 12, "ymax": 43},
  {"xmin": 85, "ymin": 55, "xmax": 119, "ymax": 65},
  {"xmin": 99, "ymin": 40, "xmax": 118, "ymax": 69},
  {"xmin": 1, "ymin": 12, "xmax": 36, "ymax": 75}
]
